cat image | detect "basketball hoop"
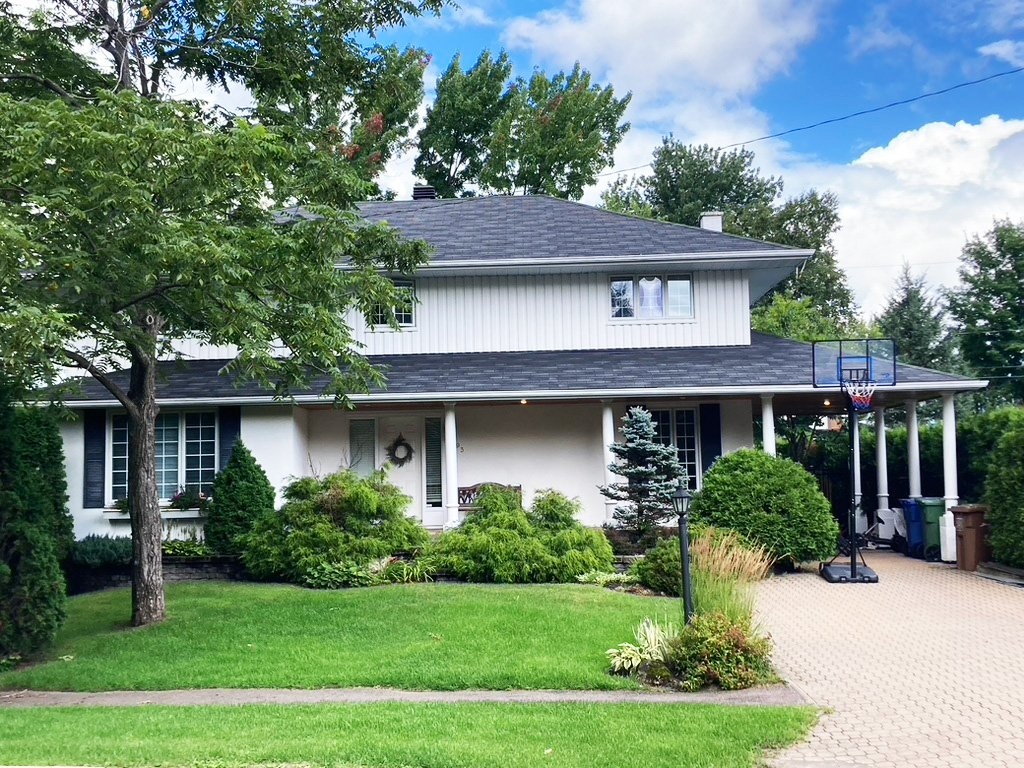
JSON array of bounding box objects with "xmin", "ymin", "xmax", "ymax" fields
[{"xmin": 843, "ymin": 379, "xmax": 877, "ymax": 413}]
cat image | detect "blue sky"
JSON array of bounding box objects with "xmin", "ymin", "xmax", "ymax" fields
[{"xmin": 368, "ymin": 0, "xmax": 1024, "ymax": 315}]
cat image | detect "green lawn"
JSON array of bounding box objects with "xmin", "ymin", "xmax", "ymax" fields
[
  {"xmin": 0, "ymin": 581, "xmax": 684, "ymax": 691},
  {"xmin": 0, "ymin": 703, "xmax": 816, "ymax": 768}
]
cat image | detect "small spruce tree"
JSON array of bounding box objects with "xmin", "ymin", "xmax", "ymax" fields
[
  {"xmin": 600, "ymin": 407, "xmax": 684, "ymax": 544},
  {"xmin": 204, "ymin": 441, "xmax": 276, "ymax": 556}
]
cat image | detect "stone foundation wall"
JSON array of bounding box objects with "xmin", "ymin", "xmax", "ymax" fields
[{"xmin": 66, "ymin": 556, "xmax": 247, "ymax": 595}]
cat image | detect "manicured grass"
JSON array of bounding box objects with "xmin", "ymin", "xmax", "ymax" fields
[
  {"xmin": 0, "ymin": 703, "xmax": 816, "ymax": 768},
  {"xmin": 0, "ymin": 582, "xmax": 683, "ymax": 691}
]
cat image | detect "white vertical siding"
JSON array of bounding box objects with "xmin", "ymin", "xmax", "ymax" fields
[{"xmin": 352, "ymin": 270, "xmax": 750, "ymax": 355}]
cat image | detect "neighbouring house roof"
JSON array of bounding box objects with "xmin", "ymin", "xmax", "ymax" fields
[{"xmin": 63, "ymin": 333, "xmax": 986, "ymax": 410}]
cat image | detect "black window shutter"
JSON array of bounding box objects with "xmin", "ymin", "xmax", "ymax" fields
[
  {"xmin": 698, "ymin": 403, "xmax": 722, "ymax": 475},
  {"xmin": 83, "ymin": 409, "xmax": 106, "ymax": 508},
  {"xmin": 218, "ymin": 406, "xmax": 242, "ymax": 471}
]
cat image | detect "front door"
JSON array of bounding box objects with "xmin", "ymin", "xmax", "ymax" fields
[{"xmin": 378, "ymin": 416, "xmax": 423, "ymax": 518}]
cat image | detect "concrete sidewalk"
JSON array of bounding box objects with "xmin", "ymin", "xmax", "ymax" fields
[
  {"xmin": 759, "ymin": 551, "xmax": 1024, "ymax": 768},
  {"xmin": 0, "ymin": 683, "xmax": 807, "ymax": 709}
]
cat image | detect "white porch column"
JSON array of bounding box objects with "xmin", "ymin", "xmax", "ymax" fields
[
  {"xmin": 875, "ymin": 406, "xmax": 889, "ymax": 512},
  {"xmin": 941, "ymin": 393, "xmax": 959, "ymax": 562},
  {"xmin": 601, "ymin": 401, "xmax": 617, "ymax": 521},
  {"xmin": 942, "ymin": 394, "xmax": 958, "ymax": 512},
  {"xmin": 906, "ymin": 399, "xmax": 921, "ymax": 498},
  {"xmin": 761, "ymin": 395, "xmax": 776, "ymax": 456},
  {"xmin": 443, "ymin": 402, "xmax": 459, "ymax": 527}
]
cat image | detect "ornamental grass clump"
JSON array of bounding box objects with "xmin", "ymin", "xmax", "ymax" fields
[
  {"xmin": 430, "ymin": 487, "xmax": 613, "ymax": 583},
  {"xmin": 631, "ymin": 527, "xmax": 771, "ymax": 627}
]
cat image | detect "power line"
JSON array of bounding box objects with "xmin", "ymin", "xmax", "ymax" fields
[{"xmin": 599, "ymin": 64, "xmax": 1024, "ymax": 179}]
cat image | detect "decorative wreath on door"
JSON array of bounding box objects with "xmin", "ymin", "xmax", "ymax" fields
[{"xmin": 386, "ymin": 433, "xmax": 415, "ymax": 467}]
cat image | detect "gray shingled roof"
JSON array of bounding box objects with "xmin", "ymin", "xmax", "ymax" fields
[
  {"xmin": 63, "ymin": 333, "xmax": 976, "ymax": 404},
  {"xmin": 348, "ymin": 196, "xmax": 797, "ymax": 262}
]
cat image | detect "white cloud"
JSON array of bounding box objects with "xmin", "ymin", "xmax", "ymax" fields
[
  {"xmin": 847, "ymin": 6, "xmax": 914, "ymax": 58},
  {"xmin": 422, "ymin": 1, "xmax": 496, "ymax": 29},
  {"xmin": 503, "ymin": 0, "xmax": 820, "ymax": 108},
  {"xmin": 978, "ymin": 38, "xmax": 1024, "ymax": 66},
  {"xmin": 786, "ymin": 116, "xmax": 1024, "ymax": 316}
]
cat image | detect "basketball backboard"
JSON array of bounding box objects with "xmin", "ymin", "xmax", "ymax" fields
[{"xmin": 812, "ymin": 338, "xmax": 897, "ymax": 388}]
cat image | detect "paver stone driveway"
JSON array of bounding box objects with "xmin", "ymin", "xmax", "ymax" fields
[{"xmin": 759, "ymin": 551, "xmax": 1024, "ymax": 768}]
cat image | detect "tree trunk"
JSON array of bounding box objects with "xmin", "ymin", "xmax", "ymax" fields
[{"xmin": 127, "ymin": 345, "xmax": 165, "ymax": 626}]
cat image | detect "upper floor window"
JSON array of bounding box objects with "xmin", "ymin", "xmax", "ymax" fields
[
  {"xmin": 111, "ymin": 411, "xmax": 217, "ymax": 502},
  {"xmin": 610, "ymin": 275, "xmax": 693, "ymax": 319},
  {"xmin": 371, "ymin": 280, "xmax": 415, "ymax": 327}
]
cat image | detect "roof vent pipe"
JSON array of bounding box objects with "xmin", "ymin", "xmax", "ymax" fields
[
  {"xmin": 412, "ymin": 184, "xmax": 438, "ymax": 200},
  {"xmin": 699, "ymin": 211, "xmax": 723, "ymax": 232}
]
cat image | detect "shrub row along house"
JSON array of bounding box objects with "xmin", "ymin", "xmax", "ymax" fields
[{"xmin": 60, "ymin": 192, "xmax": 985, "ymax": 536}]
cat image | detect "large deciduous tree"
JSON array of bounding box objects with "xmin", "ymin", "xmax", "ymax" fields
[
  {"xmin": 602, "ymin": 141, "xmax": 857, "ymax": 329},
  {"xmin": 414, "ymin": 50, "xmax": 513, "ymax": 198},
  {"xmin": 947, "ymin": 221, "xmax": 1024, "ymax": 400},
  {"xmin": 415, "ymin": 52, "xmax": 630, "ymax": 199},
  {"xmin": 0, "ymin": 0, "xmax": 444, "ymax": 626}
]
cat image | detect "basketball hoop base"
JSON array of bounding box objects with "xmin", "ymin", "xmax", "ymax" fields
[{"xmin": 819, "ymin": 562, "xmax": 879, "ymax": 584}]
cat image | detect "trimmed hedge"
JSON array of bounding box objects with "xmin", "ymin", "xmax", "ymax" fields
[
  {"xmin": 690, "ymin": 449, "xmax": 838, "ymax": 567},
  {"xmin": 984, "ymin": 424, "xmax": 1024, "ymax": 568}
]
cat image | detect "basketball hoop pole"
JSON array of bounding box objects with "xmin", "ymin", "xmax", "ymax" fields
[{"xmin": 847, "ymin": 391, "xmax": 858, "ymax": 578}]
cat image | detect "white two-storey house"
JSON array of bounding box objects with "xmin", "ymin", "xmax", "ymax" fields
[{"xmin": 60, "ymin": 193, "xmax": 986, "ymax": 536}]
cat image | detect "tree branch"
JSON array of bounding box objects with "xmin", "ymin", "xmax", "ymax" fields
[
  {"xmin": 0, "ymin": 73, "xmax": 85, "ymax": 106},
  {"xmin": 62, "ymin": 348, "xmax": 137, "ymax": 417},
  {"xmin": 112, "ymin": 282, "xmax": 186, "ymax": 314}
]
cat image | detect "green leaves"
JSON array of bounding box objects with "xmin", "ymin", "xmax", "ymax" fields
[
  {"xmin": 0, "ymin": 91, "xmax": 428, "ymax": 401},
  {"xmin": 415, "ymin": 52, "xmax": 630, "ymax": 199},
  {"xmin": 947, "ymin": 220, "xmax": 1024, "ymax": 399}
]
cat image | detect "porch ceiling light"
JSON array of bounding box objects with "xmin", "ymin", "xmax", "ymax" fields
[{"xmin": 520, "ymin": 398, "xmax": 528, "ymax": 405}]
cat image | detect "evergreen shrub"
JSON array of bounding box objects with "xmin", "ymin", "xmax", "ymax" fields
[
  {"xmin": 431, "ymin": 487, "xmax": 613, "ymax": 583},
  {"xmin": 0, "ymin": 388, "xmax": 72, "ymax": 662},
  {"xmin": 690, "ymin": 449, "xmax": 839, "ymax": 568},
  {"xmin": 600, "ymin": 407, "xmax": 683, "ymax": 546},
  {"xmin": 240, "ymin": 470, "xmax": 428, "ymax": 584},
  {"xmin": 70, "ymin": 535, "xmax": 133, "ymax": 568},
  {"xmin": 204, "ymin": 441, "xmax": 275, "ymax": 555},
  {"xmin": 984, "ymin": 424, "xmax": 1024, "ymax": 568}
]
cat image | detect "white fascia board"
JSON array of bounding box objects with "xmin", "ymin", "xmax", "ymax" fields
[
  {"xmin": 67, "ymin": 378, "xmax": 989, "ymax": 409},
  {"xmin": 337, "ymin": 249, "xmax": 813, "ymax": 275}
]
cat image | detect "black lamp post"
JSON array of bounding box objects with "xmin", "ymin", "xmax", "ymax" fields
[{"xmin": 672, "ymin": 480, "xmax": 694, "ymax": 623}]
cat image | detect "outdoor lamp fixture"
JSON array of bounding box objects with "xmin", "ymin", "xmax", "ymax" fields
[{"xmin": 672, "ymin": 481, "xmax": 695, "ymax": 623}]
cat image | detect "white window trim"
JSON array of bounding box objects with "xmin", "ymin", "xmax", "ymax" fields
[
  {"xmin": 369, "ymin": 279, "xmax": 418, "ymax": 331},
  {"xmin": 608, "ymin": 273, "xmax": 696, "ymax": 323},
  {"xmin": 106, "ymin": 409, "xmax": 219, "ymax": 507}
]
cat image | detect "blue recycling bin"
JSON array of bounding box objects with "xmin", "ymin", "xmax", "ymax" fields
[{"xmin": 901, "ymin": 498, "xmax": 925, "ymax": 559}]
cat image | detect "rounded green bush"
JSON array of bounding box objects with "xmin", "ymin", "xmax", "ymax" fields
[
  {"xmin": 240, "ymin": 470, "xmax": 428, "ymax": 584},
  {"xmin": 690, "ymin": 449, "xmax": 838, "ymax": 567},
  {"xmin": 431, "ymin": 488, "xmax": 613, "ymax": 583},
  {"xmin": 631, "ymin": 537, "xmax": 681, "ymax": 596},
  {"xmin": 985, "ymin": 424, "xmax": 1024, "ymax": 568}
]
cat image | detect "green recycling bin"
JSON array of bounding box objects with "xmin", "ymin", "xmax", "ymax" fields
[{"xmin": 920, "ymin": 498, "xmax": 945, "ymax": 561}]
